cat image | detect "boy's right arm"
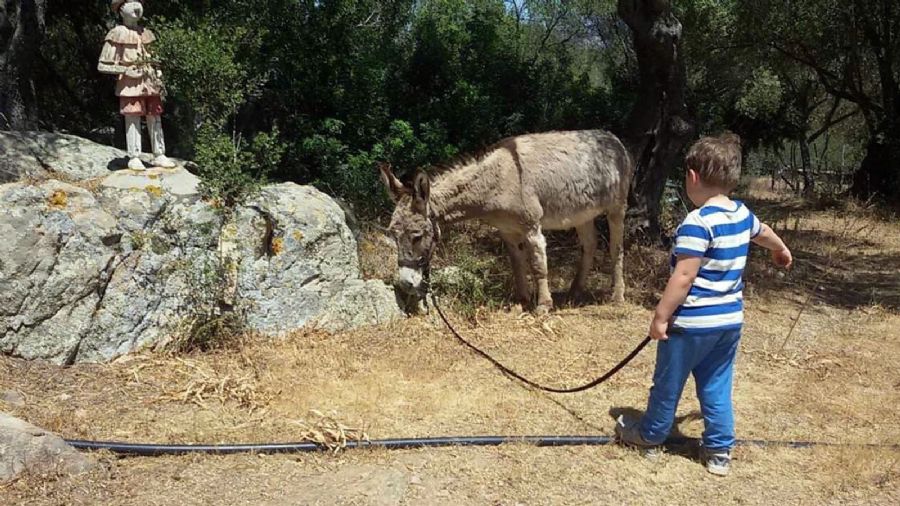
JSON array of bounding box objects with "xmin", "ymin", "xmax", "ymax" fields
[{"xmin": 752, "ymin": 223, "xmax": 792, "ymax": 267}]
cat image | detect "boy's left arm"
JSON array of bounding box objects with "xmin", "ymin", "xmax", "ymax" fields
[
  {"xmin": 752, "ymin": 223, "xmax": 792, "ymax": 268},
  {"xmin": 650, "ymin": 255, "xmax": 702, "ymax": 340}
]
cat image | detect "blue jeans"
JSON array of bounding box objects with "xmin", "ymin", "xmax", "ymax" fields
[{"xmin": 639, "ymin": 328, "xmax": 741, "ymax": 450}]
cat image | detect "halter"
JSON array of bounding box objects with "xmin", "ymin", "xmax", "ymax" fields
[{"xmin": 396, "ymin": 212, "xmax": 441, "ymax": 306}]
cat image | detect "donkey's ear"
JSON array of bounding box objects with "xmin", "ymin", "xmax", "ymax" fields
[
  {"xmin": 378, "ymin": 162, "xmax": 405, "ymax": 203},
  {"xmin": 412, "ymin": 170, "xmax": 431, "ymax": 214}
]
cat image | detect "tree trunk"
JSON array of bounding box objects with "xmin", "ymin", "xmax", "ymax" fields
[
  {"xmin": 617, "ymin": 0, "xmax": 696, "ymax": 241},
  {"xmin": 0, "ymin": 0, "xmax": 46, "ymax": 130},
  {"xmin": 799, "ymin": 136, "xmax": 814, "ymax": 196},
  {"xmin": 850, "ymin": 119, "xmax": 900, "ymax": 200},
  {"xmin": 849, "ymin": 57, "xmax": 900, "ymax": 200},
  {"xmin": 849, "ymin": 83, "xmax": 899, "ymax": 198},
  {"xmin": 849, "ymin": 0, "xmax": 899, "ymax": 200}
]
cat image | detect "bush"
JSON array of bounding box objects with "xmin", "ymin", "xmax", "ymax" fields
[
  {"xmin": 153, "ymin": 18, "xmax": 281, "ymax": 207},
  {"xmin": 194, "ymin": 126, "xmax": 284, "ymax": 206},
  {"xmin": 303, "ymin": 119, "xmax": 459, "ymax": 217},
  {"xmin": 432, "ymin": 229, "xmax": 509, "ymax": 317},
  {"xmin": 167, "ymin": 257, "xmax": 247, "ymax": 353}
]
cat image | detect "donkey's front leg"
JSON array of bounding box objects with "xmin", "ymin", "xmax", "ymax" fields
[
  {"xmin": 501, "ymin": 232, "xmax": 531, "ymax": 306},
  {"xmin": 524, "ymin": 226, "xmax": 552, "ymax": 313}
]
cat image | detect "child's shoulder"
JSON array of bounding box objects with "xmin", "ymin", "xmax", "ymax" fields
[
  {"xmin": 679, "ymin": 208, "xmax": 709, "ymax": 228},
  {"xmin": 694, "ymin": 199, "xmax": 756, "ymax": 219},
  {"xmin": 730, "ymin": 199, "xmax": 755, "ymax": 213},
  {"xmin": 677, "ymin": 200, "xmax": 757, "ymax": 233}
]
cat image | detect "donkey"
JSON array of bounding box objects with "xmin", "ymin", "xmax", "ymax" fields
[{"xmin": 380, "ymin": 129, "xmax": 633, "ymax": 312}]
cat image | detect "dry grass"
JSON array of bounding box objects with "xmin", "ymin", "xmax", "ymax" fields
[
  {"xmin": 358, "ymin": 225, "xmax": 398, "ymax": 282},
  {"xmin": 2, "ymin": 181, "xmax": 900, "ymax": 504},
  {"xmin": 292, "ymin": 410, "xmax": 370, "ymax": 453},
  {"xmin": 142, "ymin": 356, "xmax": 272, "ymax": 413}
]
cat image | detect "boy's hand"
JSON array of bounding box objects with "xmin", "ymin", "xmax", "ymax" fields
[
  {"xmin": 772, "ymin": 247, "xmax": 793, "ymax": 268},
  {"xmin": 649, "ymin": 317, "xmax": 669, "ymax": 341},
  {"xmin": 752, "ymin": 224, "xmax": 792, "ymax": 269}
]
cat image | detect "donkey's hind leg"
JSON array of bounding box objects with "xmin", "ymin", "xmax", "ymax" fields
[
  {"xmin": 569, "ymin": 221, "xmax": 597, "ymax": 302},
  {"xmin": 500, "ymin": 231, "xmax": 531, "ymax": 306},
  {"xmin": 608, "ymin": 206, "xmax": 626, "ymax": 303},
  {"xmin": 524, "ymin": 225, "xmax": 553, "ymax": 313}
]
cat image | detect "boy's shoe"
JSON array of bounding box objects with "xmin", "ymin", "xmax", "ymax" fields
[
  {"xmin": 614, "ymin": 415, "xmax": 661, "ymax": 460},
  {"xmin": 701, "ymin": 447, "xmax": 732, "ymax": 476}
]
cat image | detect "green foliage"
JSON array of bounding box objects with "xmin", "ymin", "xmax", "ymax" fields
[
  {"xmin": 433, "ymin": 236, "xmax": 508, "ymax": 317},
  {"xmin": 193, "ymin": 125, "xmax": 284, "ymax": 206},
  {"xmin": 151, "ymin": 17, "xmax": 280, "ymax": 207},
  {"xmin": 299, "ymin": 118, "xmax": 378, "ymax": 213},
  {"xmin": 301, "ymin": 117, "xmax": 458, "ymax": 215},
  {"xmin": 736, "ymin": 68, "xmax": 784, "ymax": 122},
  {"xmin": 673, "ymin": 0, "xmax": 886, "ymax": 197},
  {"xmin": 35, "ymin": 0, "xmax": 621, "ymax": 216},
  {"xmin": 35, "ymin": 0, "xmax": 896, "ymax": 214},
  {"xmin": 152, "ymin": 19, "xmax": 258, "ymax": 123},
  {"xmin": 169, "ymin": 257, "xmax": 246, "ymax": 354},
  {"xmin": 733, "ymin": 0, "xmax": 900, "ymax": 197}
]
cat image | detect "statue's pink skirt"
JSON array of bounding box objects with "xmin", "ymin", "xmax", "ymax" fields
[{"xmin": 119, "ymin": 96, "xmax": 163, "ymax": 116}]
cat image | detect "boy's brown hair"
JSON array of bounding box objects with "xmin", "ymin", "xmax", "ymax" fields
[{"xmin": 685, "ymin": 132, "xmax": 742, "ymax": 190}]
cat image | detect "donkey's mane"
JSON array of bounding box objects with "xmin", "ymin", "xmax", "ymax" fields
[{"xmin": 429, "ymin": 135, "xmax": 520, "ymax": 179}]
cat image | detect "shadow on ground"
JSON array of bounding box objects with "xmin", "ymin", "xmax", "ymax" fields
[{"xmin": 432, "ymin": 196, "xmax": 900, "ymax": 312}]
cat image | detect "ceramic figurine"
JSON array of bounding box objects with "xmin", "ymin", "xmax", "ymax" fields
[{"xmin": 98, "ymin": 0, "xmax": 176, "ymax": 170}]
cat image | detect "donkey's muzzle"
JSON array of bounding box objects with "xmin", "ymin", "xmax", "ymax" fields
[{"xmin": 396, "ymin": 266, "xmax": 425, "ymax": 295}]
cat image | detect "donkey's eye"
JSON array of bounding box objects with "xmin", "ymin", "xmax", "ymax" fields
[{"xmin": 411, "ymin": 233, "xmax": 423, "ymax": 243}]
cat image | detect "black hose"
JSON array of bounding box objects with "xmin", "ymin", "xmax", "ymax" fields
[
  {"xmin": 65, "ymin": 436, "xmax": 612, "ymax": 456},
  {"xmin": 65, "ymin": 435, "xmax": 900, "ymax": 456}
]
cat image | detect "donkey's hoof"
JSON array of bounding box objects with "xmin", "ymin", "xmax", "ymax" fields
[
  {"xmin": 567, "ymin": 288, "xmax": 590, "ymax": 305},
  {"xmin": 507, "ymin": 303, "xmax": 525, "ymax": 314},
  {"xmin": 534, "ymin": 303, "xmax": 552, "ymax": 316}
]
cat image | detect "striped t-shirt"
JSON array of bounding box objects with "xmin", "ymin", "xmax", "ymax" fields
[{"xmin": 670, "ymin": 200, "xmax": 761, "ymax": 332}]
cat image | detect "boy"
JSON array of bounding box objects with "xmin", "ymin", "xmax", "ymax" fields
[{"xmin": 615, "ymin": 132, "xmax": 792, "ymax": 476}]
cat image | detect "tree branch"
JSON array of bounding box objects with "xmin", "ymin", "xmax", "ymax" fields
[
  {"xmin": 530, "ymin": 5, "xmax": 569, "ymax": 66},
  {"xmin": 769, "ymin": 42, "xmax": 882, "ymax": 114},
  {"xmin": 355, "ymin": 11, "xmax": 379, "ymax": 28},
  {"xmin": 808, "ymin": 107, "xmax": 859, "ymax": 143}
]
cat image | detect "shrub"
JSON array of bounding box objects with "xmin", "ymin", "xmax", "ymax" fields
[
  {"xmin": 153, "ymin": 18, "xmax": 281, "ymax": 207},
  {"xmin": 194, "ymin": 125, "xmax": 284, "ymax": 206},
  {"xmin": 168, "ymin": 257, "xmax": 247, "ymax": 353}
]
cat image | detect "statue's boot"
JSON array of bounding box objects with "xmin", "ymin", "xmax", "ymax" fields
[{"xmin": 127, "ymin": 157, "xmax": 146, "ymax": 170}]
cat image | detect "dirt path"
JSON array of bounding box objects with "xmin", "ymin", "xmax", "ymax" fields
[{"xmin": 2, "ymin": 194, "xmax": 899, "ymax": 505}]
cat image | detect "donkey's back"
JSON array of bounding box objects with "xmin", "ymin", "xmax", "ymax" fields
[{"xmin": 484, "ymin": 129, "xmax": 632, "ymax": 230}]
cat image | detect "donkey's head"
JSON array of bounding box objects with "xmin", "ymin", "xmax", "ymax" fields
[{"xmin": 379, "ymin": 163, "xmax": 440, "ymax": 303}]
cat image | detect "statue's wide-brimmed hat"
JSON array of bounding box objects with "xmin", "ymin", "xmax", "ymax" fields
[{"xmin": 111, "ymin": 0, "xmax": 142, "ymax": 12}]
